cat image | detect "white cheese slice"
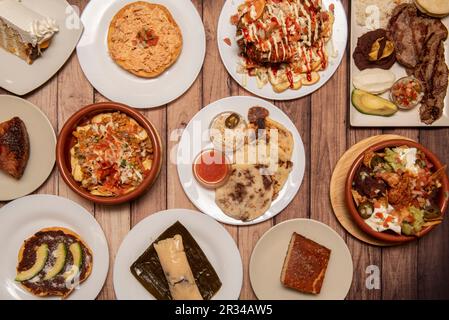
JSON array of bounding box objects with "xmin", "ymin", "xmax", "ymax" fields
[{"xmin": 353, "ymin": 69, "xmax": 396, "ymax": 94}]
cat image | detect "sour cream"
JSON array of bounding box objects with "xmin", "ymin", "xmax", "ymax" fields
[
  {"xmin": 396, "ymin": 147, "xmax": 420, "ymax": 175},
  {"xmin": 364, "ymin": 204, "xmax": 401, "ymax": 234}
]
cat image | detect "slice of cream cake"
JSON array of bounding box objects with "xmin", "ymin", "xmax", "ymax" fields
[{"xmin": 0, "ymin": 0, "xmax": 59, "ymax": 64}]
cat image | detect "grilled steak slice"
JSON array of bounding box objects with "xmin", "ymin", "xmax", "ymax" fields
[
  {"xmin": 388, "ymin": 3, "xmax": 448, "ymax": 124},
  {"xmin": 0, "ymin": 117, "xmax": 30, "ymax": 179},
  {"xmin": 415, "ymin": 37, "xmax": 449, "ymax": 124},
  {"xmin": 388, "ymin": 4, "xmax": 420, "ymax": 69},
  {"xmin": 388, "ymin": 4, "xmax": 448, "ymax": 69}
]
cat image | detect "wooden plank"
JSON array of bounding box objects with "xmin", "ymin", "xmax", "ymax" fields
[
  {"xmin": 131, "ymin": 107, "xmax": 167, "ymax": 225},
  {"xmin": 346, "ymin": 128, "xmax": 382, "ymax": 300},
  {"xmin": 166, "ymin": 1, "xmax": 203, "ymax": 211},
  {"xmin": 95, "ymin": 203, "xmax": 130, "ymax": 300},
  {"xmin": 274, "ymin": 98, "xmax": 311, "ymax": 222},
  {"xmin": 309, "ymin": 55, "xmax": 348, "ymax": 234},
  {"xmin": 418, "ymin": 128, "xmax": 449, "ymax": 299},
  {"xmin": 203, "ymin": 0, "xmax": 232, "ymax": 103},
  {"xmin": 380, "ymin": 129, "xmax": 419, "ymax": 299},
  {"xmin": 202, "ymin": 0, "xmax": 239, "ymax": 249}
]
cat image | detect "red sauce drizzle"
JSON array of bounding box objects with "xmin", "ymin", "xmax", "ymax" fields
[{"xmin": 287, "ymin": 69, "xmax": 294, "ymax": 88}]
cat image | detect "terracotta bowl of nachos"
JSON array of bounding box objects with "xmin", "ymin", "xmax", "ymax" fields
[
  {"xmin": 345, "ymin": 139, "xmax": 449, "ymax": 243},
  {"xmin": 57, "ymin": 102, "xmax": 162, "ymax": 205}
]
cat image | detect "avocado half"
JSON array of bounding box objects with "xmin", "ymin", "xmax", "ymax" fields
[
  {"xmin": 351, "ymin": 89, "xmax": 398, "ymax": 117},
  {"xmin": 15, "ymin": 244, "xmax": 49, "ymax": 282},
  {"xmin": 44, "ymin": 243, "xmax": 67, "ymax": 280}
]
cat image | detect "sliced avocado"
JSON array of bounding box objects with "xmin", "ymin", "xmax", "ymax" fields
[
  {"xmin": 63, "ymin": 243, "xmax": 83, "ymax": 282},
  {"xmin": 352, "ymin": 89, "xmax": 398, "ymax": 117},
  {"xmin": 15, "ymin": 244, "xmax": 48, "ymax": 282},
  {"xmin": 43, "ymin": 243, "xmax": 67, "ymax": 280}
]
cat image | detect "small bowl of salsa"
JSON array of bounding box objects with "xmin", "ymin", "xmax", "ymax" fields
[
  {"xmin": 193, "ymin": 149, "xmax": 231, "ymax": 189},
  {"xmin": 390, "ymin": 76, "xmax": 424, "ymax": 110}
]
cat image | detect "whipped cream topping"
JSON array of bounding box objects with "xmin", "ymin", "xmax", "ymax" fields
[
  {"xmin": 0, "ymin": 0, "xmax": 59, "ymax": 46},
  {"xmin": 29, "ymin": 17, "xmax": 59, "ymax": 44}
]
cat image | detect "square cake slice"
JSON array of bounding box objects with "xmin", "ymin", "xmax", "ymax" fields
[
  {"xmin": 0, "ymin": 0, "xmax": 58, "ymax": 64},
  {"xmin": 280, "ymin": 233, "xmax": 331, "ymax": 295}
]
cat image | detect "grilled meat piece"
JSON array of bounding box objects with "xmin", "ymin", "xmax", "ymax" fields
[
  {"xmin": 236, "ymin": 0, "xmax": 331, "ymax": 64},
  {"xmin": 388, "ymin": 3, "xmax": 448, "ymax": 124},
  {"xmin": 353, "ymin": 166, "xmax": 387, "ymax": 199},
  {"xmin": 248, "ymin": 106, "xmax": 269, "ymax": 124},
  {"xmin": 236, "ymin": 17, "xmax": 296, "ymax": 64},
  {"xmin": 388, "ymin": 4, "xmax": 448, "ymax": 69},
  {"xmin": 414, "ymin": 34, "xmax": 449, "ymax": 124},
  {"xmin": 0, "ymin": 117, "xmax": 30, "ymax": 179},
  {"xmin": 387, "ymin": 4, "xmax": 420, "ymax": 69}
]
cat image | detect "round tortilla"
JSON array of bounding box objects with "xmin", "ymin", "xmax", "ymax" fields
[
  {"xmin": 215, "ymin": 164, "xmax": 274, "ymax": 221},
  {"xmin": 17, "ymin": 227, "xmax": 93, "ymax": 299},
  {"xmin": 415, "ymin": 0, "xmax": 449, "ymax": 17},
  {"xmin": 107, "ymin": 1, "xmax": 183, "ymax": 78}
]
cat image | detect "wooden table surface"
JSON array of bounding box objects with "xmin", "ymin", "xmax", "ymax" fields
[{"xmin": 1, "ymin": 0, "xmax": 449, "ymax": 300}]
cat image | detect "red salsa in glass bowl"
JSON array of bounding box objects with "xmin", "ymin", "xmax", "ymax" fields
[
  {"xmin": 390, "ymin": 76, "xmax": 424, "ymax": 110},
  {"xmin": 193, "ymin": 149, "xmax": 231, "ymax": 189}
]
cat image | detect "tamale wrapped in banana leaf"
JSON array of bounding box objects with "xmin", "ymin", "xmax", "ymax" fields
[{"xmin": 130, "ymin": 221, "xmax": 222, "ymax": 300}]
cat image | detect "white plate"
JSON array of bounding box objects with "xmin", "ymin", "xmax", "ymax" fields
[
  {"xmin": 0, "ymin": 0, "xmax": 83, "ymax": 95},
  {"xmin": 350, "ymin": 3, "xmax": 449, "ymax": 126},
  {"xmin": 217, "ymin": 0, "xmax": 348, "ymax": 101},
  {"xmin": 77, "ymin": 0, "xmax": 205, "ymax": 109},
  {"xmin": 113, "ymin": 209, "xmax": 243, "ymax": 300},
  {"xmin": 176, "ymin": 96, "xmax": 306, "ymax": 226},
  {"xmin": 0, "ymin": 95, "xmax": 56, "ymax": 201},
  {"xmin": 250, "ymin": 219, "xmax": 353, "ymax": 300},
  {"xmin": 0, "ymin": 195, "xmax": 109, "ymax": 300}
]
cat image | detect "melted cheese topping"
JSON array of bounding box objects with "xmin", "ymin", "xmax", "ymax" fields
[
  {"xmin": 236, "ymin": 0, "xmax": 334, "ymax": 91},
  {"xmin": 154, "ymin": 235, "xmax": 203, "ymax": 300},
  {"xmin": 70, "ymin": 112, "xmax": 153, "ymax": 197}
]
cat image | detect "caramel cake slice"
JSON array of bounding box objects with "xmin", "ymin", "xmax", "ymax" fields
[
  {"xmin": 0, "ymin": 117, "xmax": 30, "ymax": 179},
  {"xmin": 281, "ymin": 233, "xmax": 331, "ymax": 295},
  {"xmin": 0, "ymin": 0, "xmax": 58, "ymax": 64}
]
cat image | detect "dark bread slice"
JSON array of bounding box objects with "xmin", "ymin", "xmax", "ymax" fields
[{"xmin": 281, "ymin": 233, "xmax": 331, "ymax": 295}]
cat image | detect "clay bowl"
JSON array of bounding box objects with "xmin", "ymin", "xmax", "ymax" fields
[
  {"xmin": 56, "ymin": 102, "xmax": 162, "ymax": 205},
  {"xmin": 345, "ymin": 139, "xmax": 449, "ymax": 243}
]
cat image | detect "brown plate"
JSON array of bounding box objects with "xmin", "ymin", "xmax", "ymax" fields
[
  {"xmin": 345, "ymin": 139, "xmax": 449, "ymax": 243},
  {"xmin": 56, "ymin": 102, "xmax": 162, "ymax": 205}
]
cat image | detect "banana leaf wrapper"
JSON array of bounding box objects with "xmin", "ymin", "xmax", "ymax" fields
[{"xmin": 130, "ymin": 221, "xmax": 222, "ymax": 300}]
